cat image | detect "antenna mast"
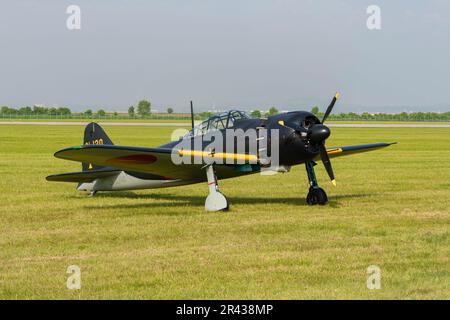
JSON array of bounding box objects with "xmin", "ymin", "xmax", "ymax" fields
[{"xmin": 190, "ymin": 100, "xmax": 195, "ymax": 130}]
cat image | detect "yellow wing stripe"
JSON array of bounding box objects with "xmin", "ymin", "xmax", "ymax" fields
[
  {"xmin": 327, "ymin": 148, "xmax": 343, "ymax": 155},
  {"xmin": 181, "ymin": 149, "xmax": 341, "ymax": 160},
  {"xmin": 179, "ymin": 150, "xmax": 258, "ymax": 162}
]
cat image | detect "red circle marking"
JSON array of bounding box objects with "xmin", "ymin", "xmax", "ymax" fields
[{"xmin": 109, "ymin": 154, "xmax": 157, "ymax": 165}]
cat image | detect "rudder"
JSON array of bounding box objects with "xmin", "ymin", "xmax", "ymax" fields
[{"xmin": 82, "ymin": 122, "xmax": 113, "ymax": 171}]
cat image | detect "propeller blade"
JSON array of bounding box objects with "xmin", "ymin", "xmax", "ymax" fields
[
  {"xmin": 321, "ymin": 92, "xmax": 340, "ymax": 123},
  {"xmin": 319, "ymin": 144, "xmax": 336, "ymax": 186}
]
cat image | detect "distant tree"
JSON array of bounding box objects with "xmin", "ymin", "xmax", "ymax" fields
[
  {"xmin": 97, "ymin": 109, "xmax": 106, "ymax": 117},
  {"xmin": 19, "ymin": 106, "xmax": 32, "ymax": 115},
  {"xmin": 137, "ymin": 100, "xmax": 151, "ymax": 117},
  {"xmin": 348, "ymin": 112, "xmax": 357, "ymax": 120},
  {"xmin": 33, "ymin": 106, "xmax": 47, "ymax": 114},
  {"xmin": 57, "ymin": 107, "xmax": 71, "ymax": 115},
  {"xmin": 1, "ymin": 106, "xmax": 15, "ymax": 114},
  {"xmin": 266, "ymin": 107, "xmax": 279, "ymax": 117},
  {"xmin": 128, "ymin": 106, "xmax": 135, "ymax": 118},
  {"xmin": 310, "ymin": 106, "xmax": 319, "ymax": 115},
  {"xmin": 167, "ymin": 107, "xmax": 174, "ymax": 114},
  {"xmin": 399, "ymin": 112, "xmax": 408, "ymax": 121},
  {"xmin": 250, "ymin": 110, "xmax": 262, "ymax": 118},
  {"xmin": 113, "ymin": 112, "xmax": 118, "ymax": 117},
  {"xmin": 196, "ymin": 111, "xmax": 214, "ymax": 120},
  {"xmin": 84, "ymin": 109, "xmax": 93, "ymax": 117}
]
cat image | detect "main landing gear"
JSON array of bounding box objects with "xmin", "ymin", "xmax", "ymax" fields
[
  {"xmin": 204, "ymin": 165, "xmax": 229, "ymax": 212},
  {"xmin": 305, "ymin": 161, "xmax": 328, "ymax": 205}
]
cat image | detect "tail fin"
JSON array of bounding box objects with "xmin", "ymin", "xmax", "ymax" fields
[{"xmin": 82, "ymin": 122, "xmax": 113, "ymax": 171}]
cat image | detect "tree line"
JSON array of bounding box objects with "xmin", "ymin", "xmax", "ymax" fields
[
  {"xmin": 250, "ymin": 107, "xmax": 450, "ymax": 121},
  {"xmin": 0, "ymin": 100, "xmax": 154, "ymax": 118},
  {"xmin": 1, "ymin": 105, "xmax": 72, "ymax": 115},
  {"xmin": 1, "ymin": 101, "xmax": 449, "ymax": 121},
  {"xmin": 308, "ymin": 105, "xmax": 450, "ymax": 121}
]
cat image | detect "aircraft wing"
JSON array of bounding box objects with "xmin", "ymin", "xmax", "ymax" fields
[
  {"xmin": 53, "ymin": 143, "xmax": 395, "ymax": 182},
  {"xmin": 325, "ymin": 142, "xmax": 396, "ymax": 159},
  {"xmin": 53, "ymin": 145, "xmax": 246, "ymax": 181}
]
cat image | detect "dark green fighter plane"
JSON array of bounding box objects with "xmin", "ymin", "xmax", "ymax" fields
[{"xmin": 47, "ymin": 93, "xmax": 395, "ymax": 211}]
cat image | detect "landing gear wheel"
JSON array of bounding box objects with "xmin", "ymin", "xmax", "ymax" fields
[
  {"xmin": 306, "ymin": 187, "xmax": 328, "ymax": 205},
  {"xmin": 204, "ymin": 165, "xmax": 229, "ymax": 212},
  {"xmin": 205, "ymin": 191, "xmax": 229, "ymax": 212}
]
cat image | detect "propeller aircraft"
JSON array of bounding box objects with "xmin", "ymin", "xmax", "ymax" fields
[{"xmin": 47, "ymin": 93, "xmax": 395, "ymax": 211}]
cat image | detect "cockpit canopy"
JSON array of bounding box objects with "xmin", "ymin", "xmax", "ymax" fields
[{"xmin": 185, "ymin": 110, "xmax": 250, "ymax": 137}]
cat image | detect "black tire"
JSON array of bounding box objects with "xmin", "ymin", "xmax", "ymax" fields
[
  {"xmin": 306, "ymin": 187, "xmax": 328, "ymax": 205},
  {"xmin": 315, "ymin": 188, "xmax": 328, "ymax": 205},
  {"xmin": 306, "ymin": 190, "xmax": 316, "ymax": 205}
]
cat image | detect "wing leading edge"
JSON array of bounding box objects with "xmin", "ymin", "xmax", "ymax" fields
[{"xmin": 325, "ymin": 142, "xmax": 396, "ymax": 159}]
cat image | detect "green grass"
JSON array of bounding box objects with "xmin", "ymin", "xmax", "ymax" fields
[{"xmin": 0, "ymin": 125, "xmax": 449, "ymax": 299}]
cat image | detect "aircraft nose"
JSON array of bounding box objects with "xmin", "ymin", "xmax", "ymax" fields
[{"xmin": 308, "ymin": 124, "xmax": 331, "ymax": 143}]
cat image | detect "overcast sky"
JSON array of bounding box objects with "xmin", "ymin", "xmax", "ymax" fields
[{"xmin": 1, "ymin": 0, "xmax": 449, "ymax": 112}]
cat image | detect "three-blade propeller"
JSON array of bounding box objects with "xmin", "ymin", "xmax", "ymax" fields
[{"xmin": 277, "ymin": 92, "xmax": 340, "ymax": 185}]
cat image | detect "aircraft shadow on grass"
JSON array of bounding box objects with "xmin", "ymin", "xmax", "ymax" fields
[{"xmin": 81, "ymin": 191, "xmax": 372, "ymax": 212}]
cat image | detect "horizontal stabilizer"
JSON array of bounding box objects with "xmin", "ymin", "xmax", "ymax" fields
[{"xmin": 46, "ymin": 168, "xmax": 120, "ymax": 183}]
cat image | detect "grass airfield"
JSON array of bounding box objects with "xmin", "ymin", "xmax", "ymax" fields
[{"xmin": 0, "ymin": 124, "xmax": 449, "ymax": 299}]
